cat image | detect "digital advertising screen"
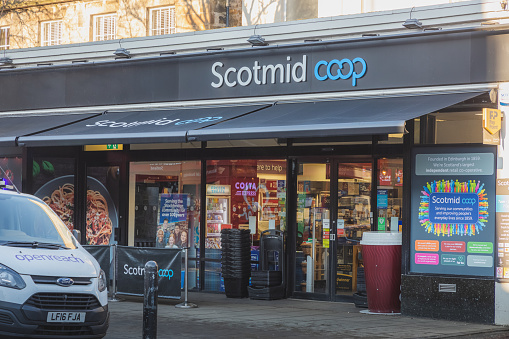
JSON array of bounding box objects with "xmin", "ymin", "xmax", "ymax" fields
[{"xmin": 410, "ymin": 147, "xmax": 496, "ymax": 276}]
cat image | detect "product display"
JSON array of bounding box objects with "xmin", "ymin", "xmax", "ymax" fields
[{"xmin": 206, "ymin": 186, "xmax": 231, "ymax": 249}]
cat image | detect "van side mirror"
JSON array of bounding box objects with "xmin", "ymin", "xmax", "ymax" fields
[{"xmin": 72, "ymin": 229, "xmax": 82, "ymax": 244}]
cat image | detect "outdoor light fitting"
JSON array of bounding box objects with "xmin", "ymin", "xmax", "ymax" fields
[
  {"xmin": 402, "ymin": 7, "xmax": 423, "ymax": 29},
  {"xmin": 247, "ymin": 35, "xmax": 268, "ymax": 46},
  {"xmin": 403, "ymin": 18, "xmax": 423, "ymax": 29},
  {"xmin": 0, "ymin": 57, "xmax": 13, "ymax": 66},
  {"xmin": 114, "ymin": 47, "xmax": 131, "ymax": 59}
]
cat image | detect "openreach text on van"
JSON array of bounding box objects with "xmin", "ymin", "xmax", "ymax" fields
[{"xmin": 15, "ymin": 254, "xmax": 85, "ymax": 263}]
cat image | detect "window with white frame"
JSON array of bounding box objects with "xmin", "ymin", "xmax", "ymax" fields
[
  {"xmin": 149, "ymin": 6, "xmax": 175, "ymax": 36},
  {"xmin": 41, "ymin": 20, "xmax": 62, "ymax": 46},
  {"xmin": 0, "ymin": 27, "xmax": 10, "ymax": 50},
  {"xmin": 93, "ymin": 14, "xmax": 116, "ymax": 41}
]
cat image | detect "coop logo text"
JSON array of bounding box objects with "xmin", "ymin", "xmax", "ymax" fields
[{"xmin": 211, "ymin": 55, "xmax": 367, "ymax": 88}]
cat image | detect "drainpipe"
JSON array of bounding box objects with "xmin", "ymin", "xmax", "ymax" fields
[{"xmin": 226, "ymin": 0, "xmax": 230, "ymax": 27}]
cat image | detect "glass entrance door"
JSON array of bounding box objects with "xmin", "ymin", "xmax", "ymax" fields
[
  {"xmin": 294, "ymin": 159, "xmax": 373, "ymax": 300},
  {"xmin": 295, "ymin": 161, "xmax": 332, "ymax": 296},
  {"xmin": 335, "ymin": 162, "xmax": 372, "ymax": 298}
]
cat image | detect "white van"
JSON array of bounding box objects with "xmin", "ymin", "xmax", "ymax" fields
[{"xmin": 0, "ymin": 189, "xmax": 109, "ymax": 338}]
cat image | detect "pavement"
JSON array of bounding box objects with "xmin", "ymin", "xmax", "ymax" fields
[{"xmin": 105, "ymin": 292, "xmax": 509, "ymax": 339}]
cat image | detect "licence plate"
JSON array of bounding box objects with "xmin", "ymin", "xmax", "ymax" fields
[{"xmin": 47, "ymin": 312, "xmax": 86, "ymax": 323}]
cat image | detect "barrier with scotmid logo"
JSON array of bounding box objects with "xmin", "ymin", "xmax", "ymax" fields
[
  {"xmin": 83, "ymin": 245, "xmax": 111, "ymax": 286},
  {"xmin": 116, "ymin": 246, "xmax": 181, "ymax": 299}
]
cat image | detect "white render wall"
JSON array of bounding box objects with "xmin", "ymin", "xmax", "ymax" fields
[
  {"xmin": 243, "ymin": 0, "xmax": 471, "ymax": 26},
  {"xmin": 2, "ymin": 0, "xmax": 509, "ymax": 69}
]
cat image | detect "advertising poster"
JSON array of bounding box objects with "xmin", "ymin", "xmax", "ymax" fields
[
  {"xmin": 410, "ymin": 147, "xmax": 496, "ymax": 276},
  {"xmin": 231, "ymin": 177, "xmax": 259, "ymax": 226},
  {"xmin": 116, "ymin": 246, "xmax": 181, "ymax": 299},
  {"xmin": 156, "ymin": 194, "xmax": 188, "ymax": 248},
  {"xmin": 86, "ymin": 167, "xmax": 120, "ymax": 246},
  {"xmin": 379, "ymin": 168, "xmax": 392, "ymax": 186}
]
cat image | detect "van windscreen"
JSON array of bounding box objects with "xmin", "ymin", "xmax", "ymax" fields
[{"xmin": 0, "ymin": 194, "xmax": 76, "ymax": 249}]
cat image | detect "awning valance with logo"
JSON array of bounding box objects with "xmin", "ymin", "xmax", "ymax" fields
[{"xmin": 10, "ymin": 91, "xmax": 485, "ymax": 147}]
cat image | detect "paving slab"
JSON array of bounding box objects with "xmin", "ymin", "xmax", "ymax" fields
[{"xmin": 104, "ymin": 292, "xmax": 509, "ymax": 338}]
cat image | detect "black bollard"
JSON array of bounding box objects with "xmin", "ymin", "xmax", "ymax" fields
[{"xmin": 143, "ymin": 261, "xmax": 158, "ymax": 339}]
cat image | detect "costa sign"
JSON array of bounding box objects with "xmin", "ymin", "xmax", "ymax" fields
[{"xmin": 211, "ymin": 55, "xmax": 367, "ymax": 88}]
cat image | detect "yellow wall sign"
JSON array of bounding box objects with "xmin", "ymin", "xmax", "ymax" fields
[
  {"xmin": 84, "ymin": 144, "xmax": 123, "ymax": 151},
  {"xmin": 483, "ymin": 108, "xmax": 502, "ymax": 134}
]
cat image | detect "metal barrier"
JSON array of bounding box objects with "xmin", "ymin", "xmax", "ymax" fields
[{"xmin": 83, "ymin": 245, "xmax": 182, "ymax": 300}]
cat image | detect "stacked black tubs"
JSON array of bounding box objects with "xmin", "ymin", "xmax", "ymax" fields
[
  {"xmin": 248, "ymin": 229, "xmax": 285, "ymax": 300},
  {"xmin": 221, "ymin": 229, "xmax": 251, "ymax": 298}
]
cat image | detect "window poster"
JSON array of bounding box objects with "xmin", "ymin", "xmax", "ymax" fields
[
  {"xmin": 156, "ymin": 194, "xmax": 188, "ymax": 248},
  {"xmin": 0, "ymin": 157, "xmax": 22, "ymax": 191},
  {"xmin": 86, "ymin": 166, "xmax": 120, "ymax": 245},
  {"xmin": 410, "ymin": 147, "xmax": 496, "ymax": 276},
  {"xmin": 33, "ymin": 158, "xmax": 75, "ymax": 232},
  {"xmin": 231, "ymin": 177, "xmax": 259, "ymax": 227}
]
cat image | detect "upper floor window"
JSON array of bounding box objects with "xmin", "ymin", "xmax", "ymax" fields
[
  {"xmin": 41, "ymin": 20, "xmax": 62, "ymax": 46},
  {"xmin": 149, "ymin": 6, "xmax": 175, "ymax": 36},
  {"xmin": 93, "ymin": 14, "xmax": 116, "ymax": 41},
  {"xmin": 0, "ymin": 27, "xmax": 10, "ymax": 50}
]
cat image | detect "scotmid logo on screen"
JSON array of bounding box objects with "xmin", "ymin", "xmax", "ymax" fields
[{"xmin": 210, "ymin": 55, "xmax": 367, "ymax": 88}]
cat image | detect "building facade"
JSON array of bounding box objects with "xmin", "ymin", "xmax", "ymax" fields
[
  {"xmin": 1, "ymin": 0, "xmax": 509, "ymax": 326},
  {"xmin": 0, "ymin": 0, "xmax": 242, "ymax": 50}
]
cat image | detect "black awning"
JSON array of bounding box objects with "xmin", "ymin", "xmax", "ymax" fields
[
  {"xmin": 15, "ymin": 92, "xmax": 485, "ymax": 147},
  {"xmin": 0, "ymin": 113, "xmax": 101, "ymax": 147},
  {"xmin": 187, "ymin": 92, "xmax": 485, "ymax": 141},
  {"xmin": 18, "ymin": 105, "xmax": 269, "ymax": 147}
]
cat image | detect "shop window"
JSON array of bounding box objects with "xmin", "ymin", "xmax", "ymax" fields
[
  {"xmin": 430, "ymin": 111, "xmax": 484, "ymax": 144},
  {"xmin": 93, "ymin": 14, "xmax": 116, "ymax": 41},
  {"xmin": 130, "ymin": 142, "xmax": 202, "ymax": 150},
  {"xmin": 86, "ymin": 166, "xmax": 120, "ymax": 245},
  {"xmin": 377, "ymin": 158, "xmax": 403, "ymax": 232},
  {"xmin": 41, "ymin": 20, "xmax": 62, "ymax": 46},
  {"xmin": 293, "ymin": 141, "xmax": 372, "ymax": 146},
  {"xmin": 413, "ymin": 118, "xmax": 421, "ymax": 144},
  {"xmin": 0, "ymin": 157, "xmax": 22, "ymax": 191},
  {"xmin": 206, "ymin": 139, "xmax": 284, "ymax": 148},
  {"xmin": 203, "ymin": 261, "xmax": 223, "ymax": 292},
  {"xmin": 129, "ymin": 160, "xmax": 201, "ymax": 256},
  {"xmin": 378, "ymin": 133, "xmax": 404, "ymax": 144},
  {"xmin": 0, "ymin": 27, "xmax": 9, "ymax": 50},
  {"xmin": 32, "ymin": 158, "xmax": 75, "ymax": 232},
  {"xmin": 149, "ymin": 6, "xmax": 176, "ymax": 36},
  {"xmin": 206, "ymin": 159, "xmax": 287, "ymax": 291},
  {"xmin": 419, "ymin": 94, "xmax": 496, "ymax": 144}
]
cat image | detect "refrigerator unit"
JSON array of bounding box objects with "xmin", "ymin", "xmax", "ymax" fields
[{"xmin": 206, "ymin": 184, "xmax": 231, "ymax": 249}]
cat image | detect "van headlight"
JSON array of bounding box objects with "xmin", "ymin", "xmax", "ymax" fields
[
  {"xmin": 0, "ymin": 264, "xmax": 26, "ymax": 290},
  {"xmin": 98, "ymin": 269, "xmax": 107, "ymax": 292}
]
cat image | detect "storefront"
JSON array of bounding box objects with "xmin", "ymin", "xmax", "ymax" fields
[{"xmin": 1, "ymin": 26, "xmax": 508, "ymax": 323}]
